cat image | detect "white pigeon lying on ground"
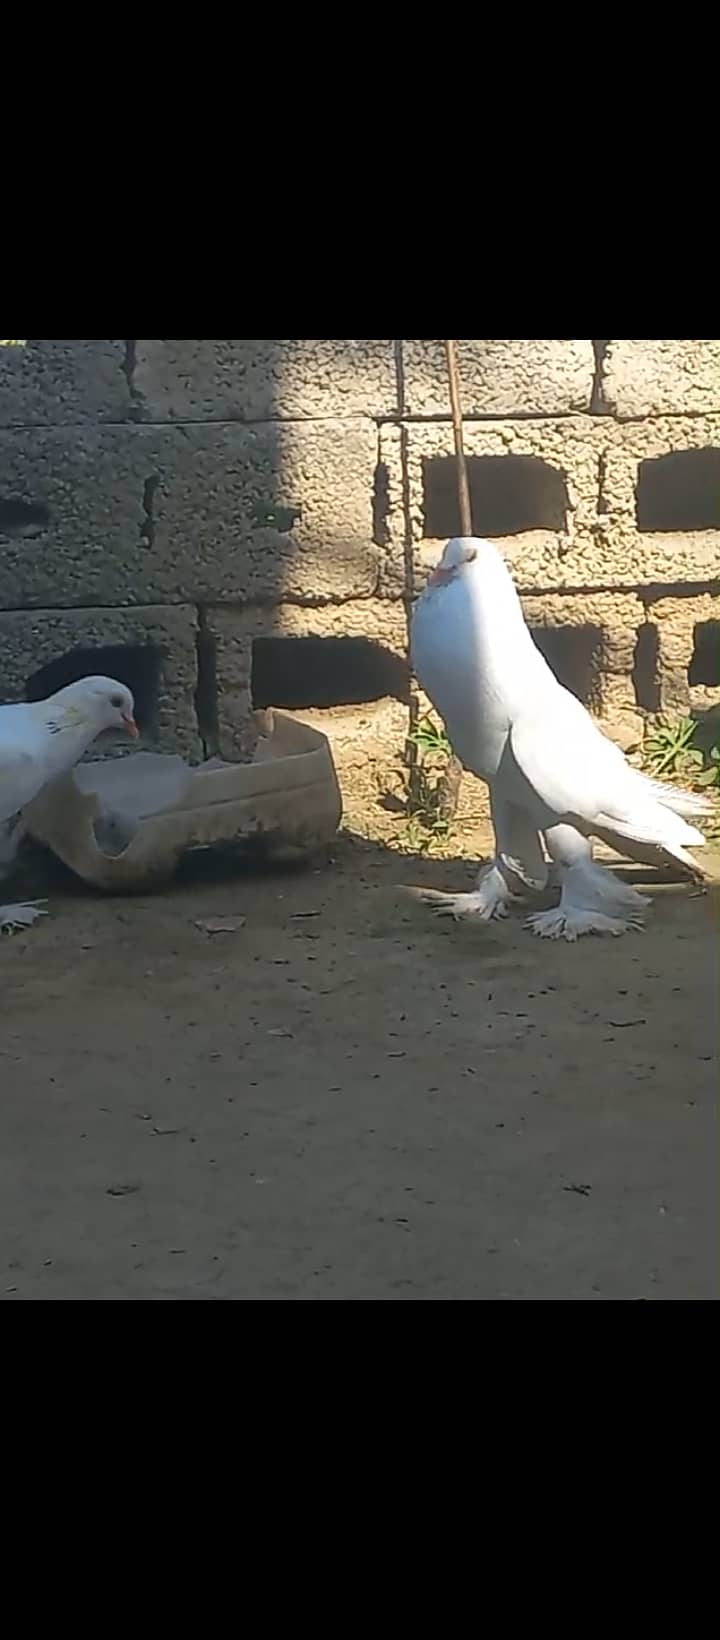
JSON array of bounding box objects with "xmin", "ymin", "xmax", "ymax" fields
[
  {"xmin": 0, "ymin": 676, "xmax": 138, "ymax": 933},
  {"xmin": 411, "ymin": 537, "xmax": 712, "ymax": 940}
]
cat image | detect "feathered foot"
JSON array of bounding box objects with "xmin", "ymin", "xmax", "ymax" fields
[
  {"xmin": 417, "ymin": 860, "xmax": 523, "ymax": 923},
  {"xmin": 526, "ymin": 858, "xmax": 649, "ymax": 942},
  {"xmin": 526, "ymin": 906, "xmax": 644, "ymax": 940},
  {"xmin": 0, "ymin": 901, "xmax": 48, "ymax": 935}
]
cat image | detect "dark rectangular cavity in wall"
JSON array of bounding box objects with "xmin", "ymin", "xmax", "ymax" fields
[
  {"xmin": 632, "ymin": 625, "xmax": 661, "ymax": 712},
  {"xmin": 636, "ymin": 448, "xmax": 720, "ymax": 532},
  {"xmin": 25, "ymin": 644, "xmax": 164, "ymax": 735},
  {"xmin": 688, "ymin": 621, "xmax": 720, "ymax": 686},
  {"xmin": 422, "ymin": 454, "xmax": 568, "ymax": 539},
  {"xmin": 251, "ymin": 637, "xmax": 411, "ymax": 711},
  {"xmin": 529, "ymin": 625, "xmax": 603, "ymax": 710}
]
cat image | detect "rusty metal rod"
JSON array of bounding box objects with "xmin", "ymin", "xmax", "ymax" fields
[
  {"xmin": 445, "ymin": 339, "xmax": 473, "ymax": 535},
  {"xmin": 435, "ymin": 340, "xmax": 469, "ymax": 822}
]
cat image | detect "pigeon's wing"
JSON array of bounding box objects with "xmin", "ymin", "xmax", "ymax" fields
[
  {"xmin": 509, "ymin": 690, "xmax": 706, "ymax": 863},
  {"xmin": 508, "ymin": 690, "xmax": 618, "ymax": 822},
  {"xmin": 0, "ymin": 743, "xmax": 46, "ymax": 825}
]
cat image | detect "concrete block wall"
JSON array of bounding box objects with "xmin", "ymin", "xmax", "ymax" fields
[{"xmin": 0, "ymin": 339, "xmax": 718, "ymax": 765}]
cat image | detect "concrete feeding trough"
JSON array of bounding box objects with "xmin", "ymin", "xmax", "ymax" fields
[{"xmin": 25, "ymin": 711, "xmax": 342, "ymax": 891}]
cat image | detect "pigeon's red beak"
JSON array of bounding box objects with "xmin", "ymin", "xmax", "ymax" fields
[
  {"xmin": 123, "ymin": 713, "xmax": 140, "ymax": 738},
  {"xmin": 428, "ymin": 565, "xmax": 456, "ymax": 586}
]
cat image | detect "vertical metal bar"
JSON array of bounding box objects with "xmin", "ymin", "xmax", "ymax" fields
[
  {"xmin": 435, "ymin": 340, "xmax": 470, "ymax": 821},
  {"xmin": 444, "ymin": 340, "xmax": 473, "ymax": 535}
]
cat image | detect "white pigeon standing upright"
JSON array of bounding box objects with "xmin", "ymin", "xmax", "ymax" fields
[
  {"xmin": 0, "ymin": 676, "xmax": 138, "ymax": 933},
  {"xmin": 411, "ymin": 537, "xmax": 712, "ymax": 940}
]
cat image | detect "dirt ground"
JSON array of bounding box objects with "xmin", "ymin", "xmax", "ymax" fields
[{"xmin": 1, "ymin": 765, "xmax": 717, "ymax": 1301}]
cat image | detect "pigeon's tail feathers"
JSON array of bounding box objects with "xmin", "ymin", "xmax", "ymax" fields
[
  {"xmin": 640, "ymin": 774, "xmax": 715, "ymax": 818},
  {"xmin": 594, "ymin": 799, "xmax": 707, "ymax": 875},
  {"xmin": 595, "ymin": 801, "xmax": 704, "ymax": 849}
]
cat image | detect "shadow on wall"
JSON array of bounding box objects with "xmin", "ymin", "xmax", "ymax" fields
[
  {"xmin": 0, "ymin": 340, "xmax": 405, "ymax": 750},
  {"xmin": 184, "ymin": 341, "xmax": 408, "ymax": 746}
]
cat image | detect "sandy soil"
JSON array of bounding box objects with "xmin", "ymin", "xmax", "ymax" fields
[{"xmin": 1, "ymin": 773, "xmax": 717, "ymax": 1301}]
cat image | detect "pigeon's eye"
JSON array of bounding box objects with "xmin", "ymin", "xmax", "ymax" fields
[{"xmin": 110, "ymin": 693, "xmax": 124, "ymax": 709}]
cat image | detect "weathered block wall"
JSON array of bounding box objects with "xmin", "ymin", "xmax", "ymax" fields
[{"xmin": 0, "ymin": 339, "xmax": 718, "ymax": 763}]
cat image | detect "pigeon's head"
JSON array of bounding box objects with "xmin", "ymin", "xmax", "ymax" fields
[
  {"xmin": 49, "ymin": 676, "xmax": 139, "ymax": 738},
  {"xmin": 427, "ymin": 536, "xmax": 494, "ymax": 588}
]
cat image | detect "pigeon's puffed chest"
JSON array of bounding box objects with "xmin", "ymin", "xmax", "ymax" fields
[{"xmin": 411, "ymin": 580, "xmax": 511, "ymax": 780}]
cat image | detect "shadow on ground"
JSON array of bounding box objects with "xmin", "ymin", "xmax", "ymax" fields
[{"xmin": 1, "ymin": 827, "xmax": 717, "ymax": 1301}]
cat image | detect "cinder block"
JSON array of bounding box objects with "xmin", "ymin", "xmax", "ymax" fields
[
  {"xmin": 401, "ymin": 340, "xmax": 595, "ymax": 416},
  {"xmin": 132, "ymin": 340, "xmax": 398, "ymax": 421},
  {"xmin": 0, "ymin": 426, "xmax": 150, "ymax": 607},
  {"xmin": 521, "ymin": 589, "xmax": 644, "ymax": 655},
  {"xmin": 644, "ymin": 590, "xmax": 720, "ymax": 715},
  {"xmin": 204, "ymin": 600, "xmax": 410, "ymax": 759},
  {"xmin": 196, "ymin": 613, "xmax": 254, "ymax": 761},
  {"xmin": 520, "ymin": 589, "xmax": 645, "ymax": 733},
  {"xmin": 595, "ymin": 415, "xmax": 720, "ymax": 587},
  {"xmin": 206, "ymin": 599, "xmax": 409, "ymax": 652},
  {"xmin": 0, "ymin": 419, "xmax": 390, "ymax": 608},
  {"xmin": 381, "ymin": 417, "xmax": 605, "ymax": 592},
  {"xmin": 0, "ymin": 340, "xmax": 130, "ymax": 426},
  {"xmin": 0, "ymin": 604, "xmax": 202, "ymax": 759},
  {"xmin": 602, "ymin": 340, "xmax": 720, "ymax": 418}
]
